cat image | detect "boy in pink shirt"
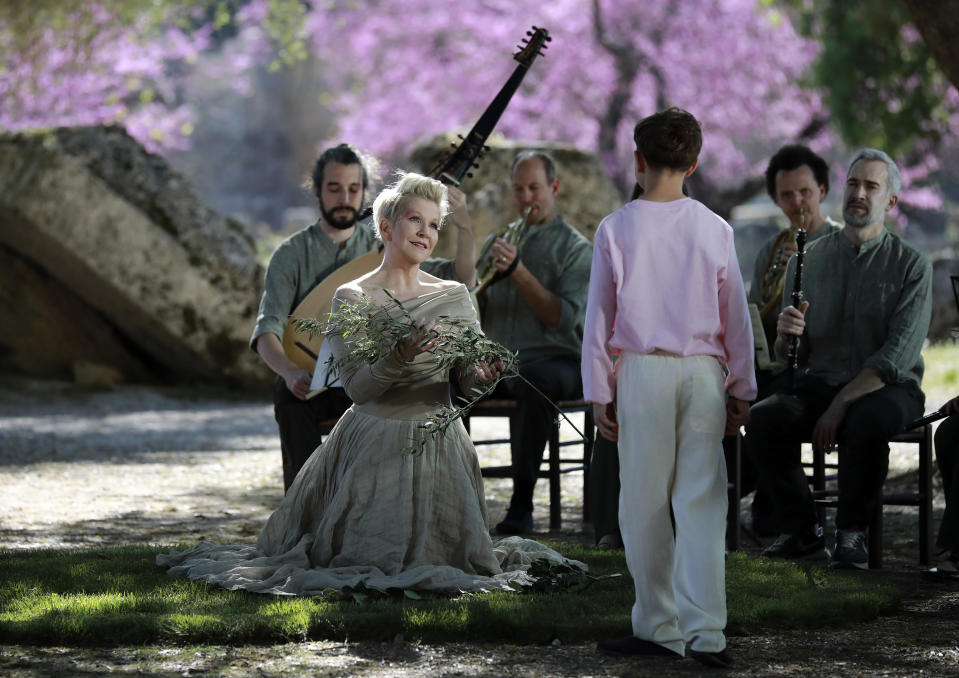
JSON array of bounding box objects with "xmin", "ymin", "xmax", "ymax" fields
[{"xmin": 583, "ymin": 108, "xmax": 756, "ymax": 668}]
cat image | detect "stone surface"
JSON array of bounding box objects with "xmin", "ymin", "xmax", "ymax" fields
[
  {"xmin": 409, "ymin": 134, "xmax": 622, "ymax": 260},
  {"xmin": 0, "ymin": 126, "xmax": 271, "ymax": 387}
]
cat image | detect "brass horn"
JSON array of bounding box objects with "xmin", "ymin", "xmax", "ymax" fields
[
  {"xmin": 472, "ymin": 206, "xmax": 532, "ymax": 296},
  {"xmin": 758, "ymin": 208, "xmax": 805, "ymax": 321}
]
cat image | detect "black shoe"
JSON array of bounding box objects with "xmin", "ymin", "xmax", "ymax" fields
[
  {"xmin": 830, "ymin": 530, "xmax": 868, "ymax": 570},
  {"xmin": 750, "ymin": 492, "xmax": 778, "ymax": 538},
  {"xmin": 688, "ymin": 648, "xmax": 734, "ymax": 669},
  {"xmin": 596, "ymin": 635, "xmax": 682, "ymax": 659},
  {"xmin": 924, "ymin": 558, "xmax": 959, "ymax": 581},
  {"xmin": 749, "ymin": 510, "xmax": 778, "ymax": 538},
  {"xmin": 761, "ymin": 524, "xmax": 824, "ymax": 559},
  {"xmin": 923, "ymin": 566, "xmax": 959, "ymax": 581},
  {"xmin": 596, "ymin": 532, "xmax": 623, "ymax": 550},
  {"xmin": 495, "ymin": 511, "xmax": 533, "ymax": 535}
]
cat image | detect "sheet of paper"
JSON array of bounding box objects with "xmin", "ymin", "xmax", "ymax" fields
[
  {"xmin": 308, "ymin": 338, "xmax": 341, "ymax": 397},
  {"xmin": 748, "ymin": 303, "xmax": 782, "ymax": 371}
]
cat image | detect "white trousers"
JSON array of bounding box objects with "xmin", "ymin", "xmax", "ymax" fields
[{"xmin": 617, "ymin": 352, "xmax": 728, "ymax": 655}]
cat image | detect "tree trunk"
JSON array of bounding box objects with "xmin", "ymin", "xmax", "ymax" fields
[{"xmin": 903, "ymin": 0, "xmax": 959, "ymax": 92}]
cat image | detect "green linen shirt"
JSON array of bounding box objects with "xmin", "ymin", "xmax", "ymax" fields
[
  {"xmin": 478, "ymin": 216, "xmax": 593, "ymax": 362},
  {"xmin": 250, "ymin": 221, "xmax": 379, "ymax": 349},
  {"xmin": 778, "ymin": 228, "xmax": 932, "ymax": 389}
]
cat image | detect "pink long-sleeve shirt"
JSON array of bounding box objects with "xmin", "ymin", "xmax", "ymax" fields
[{"xmin": 581, "ymin": 197, "xmax": 757, "ymax": 405}]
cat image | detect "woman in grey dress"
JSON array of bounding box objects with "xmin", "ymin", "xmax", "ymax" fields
[{"xmin": 158, "ymin": 172, "xmax": 581, "ymax": 594}]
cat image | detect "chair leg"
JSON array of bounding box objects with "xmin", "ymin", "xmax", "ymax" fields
[
  {"xmin": 726, "ymin": 433, "xmax": 742, "ymax": 552},
  {"xmin": 919, "ymin": 424, "xmax": 933, "ymax": 566},
  {"xmin": 548, "ymin": 415, "xmax": 561, "ymax": 530},
  {"xmin": 868, "ymin": 505, "xmax": 883, "ymax": 569},
  {"xmin": 813, "ymin": 447, "xmax": 826, "ymax": 527},
  {"xmin": 582, "ymin": 408, "xmax": 594, "ymax": 522}
]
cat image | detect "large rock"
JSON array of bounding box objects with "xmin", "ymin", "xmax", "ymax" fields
[
  {"xmin": 0, "ymin": 126, "xmax": 270, "ymax": 387},
  {"xmin": 409, "ymin": 134, "xmax": 622, "ymax": 259}
]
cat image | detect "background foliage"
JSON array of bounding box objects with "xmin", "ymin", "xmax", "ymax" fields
[{"xmin": 1, "ymin": 0, "xmax": 956, "ymax": 222}]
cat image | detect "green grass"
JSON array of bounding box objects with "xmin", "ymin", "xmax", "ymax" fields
[
  {"xmin": 0, "ymin": 545, "xmax": 900, "ymax": 646},
  {"xmin": 921, "ymin": 341, "xmax": 959, "ymax": 396}
]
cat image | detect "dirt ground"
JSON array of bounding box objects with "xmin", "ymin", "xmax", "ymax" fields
[{"xmin": 1, "ymin": 374, "xmax": 959, "ymax": 677}]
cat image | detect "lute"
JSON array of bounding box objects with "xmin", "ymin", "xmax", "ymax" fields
[
  {"xmin": 282, "ymin": 26, "xmax": 552, "ymax": 385},
  {"xmin": 427, "ymin": 26, "xmax": 551, "ymax": 187}
]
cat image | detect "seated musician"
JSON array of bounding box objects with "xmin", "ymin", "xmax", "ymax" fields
[
  {"xmin": 740, "ymin": 145, "xmax": 840, "ymax": 537},
  {"xmin": 252, "ymin": 144, "xmax": 380, "ymax": 492},
  {"xmin": 252, "ymin": 144, "xmax": 476, "ymax": 493},
  {"xmin": 746, "ymin": 148, "xmax": 932, "ymax": 569},
  {"xmin": 466, "ymin": 150, "xmax": 592, "ymax": 534}
]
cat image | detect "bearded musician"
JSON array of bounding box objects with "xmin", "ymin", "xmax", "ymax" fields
[
  {"xmin": 747, "ymin": 148, "xmax": 931, "ymax": 569},
  {"xmin": 252, "ymin": 143, "xmax": 476, "ymax": 492},
  {"xmin": 251, "ymin": 144, "xmax": 380, "ymax": 492}
]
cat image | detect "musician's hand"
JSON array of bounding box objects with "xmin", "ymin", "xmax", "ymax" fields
[
  {"xmin": 777, "ymin": 300, "xmax": 809, "ymax": 339},
  {"xmin": 725, "ymin": 397, "xmax": 750, "ymax": 436},
  {"xmin": 490, "ymin": 238, "xmax": 518, "ymax": 273},
  {"xmin": 396, "ymin": 321, "xmax": 442, "ymax": 362},
  {"xmin": 282, "ymin": 367, "xmax": 313, "ymax": 400},
  {"xmin": 942, "ymin": 396, "xmax": 959, "ymax": 415},
  {"xmin": 593, "ymin": 402, "xmax": 619, "ymax": 442},
  {"xmin": 779, "ymin": 240, "xmax": 798, "ymax": 265},
  {"xmin": 812, "ymin": 400, "xmax": 847, "ymax": 453},
  {"xmin": 447, "ymin": 187, "xmax": 471, "ymax": 232}
]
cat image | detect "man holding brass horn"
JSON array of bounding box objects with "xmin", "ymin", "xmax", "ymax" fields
[
  {"xmin": 750, "ymin": 145, "xmax": 840, "ymax": 367},
  {"xmin": 746, "ymin": 149, "xmax": 932, "ymax": 569},
  {"xmin": 478, "ymin": 150, "xmax": 593, "ymax": 535},
  {"xmin": 742, "ymin": 145, "xmax": 840, "ymax": 537}
]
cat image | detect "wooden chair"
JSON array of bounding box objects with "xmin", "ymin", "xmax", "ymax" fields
[
  {"xmin": 725, "ymin": 432, "xmax": 743, "ymax": 551},
  {"xmin": 807, "ymin": 425, "xmax": 934, "ymax": 569},
  {"xmin": 465, "ymin": 399, "xmax": 595, "ymax": 530}
]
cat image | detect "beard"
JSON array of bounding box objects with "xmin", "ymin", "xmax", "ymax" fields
[
  {"xmin": 320, "ymin": 202, "xmax": 361, "ymax": 231},
  {"xmin": 842, "ymin": 200, "xmax": 883, "ymax": 229}
]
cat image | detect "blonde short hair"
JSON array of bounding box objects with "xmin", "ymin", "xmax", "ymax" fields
[{"xmin": 371, "ymin": 172, "xmax": 449, "ymax": 240}]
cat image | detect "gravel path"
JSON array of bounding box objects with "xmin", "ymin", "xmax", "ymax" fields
[{"xmin": 2, "ymin": 374, "xmax": 959, "ymax": 677}]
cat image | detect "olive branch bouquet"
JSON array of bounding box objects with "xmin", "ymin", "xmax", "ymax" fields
[{"xmin": 292, "ymin": 291, "xmax": 586, "ymax": 455}]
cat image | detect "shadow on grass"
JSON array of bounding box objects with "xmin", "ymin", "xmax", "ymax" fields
[{"xmin": 0, "ymin": 544, "xmax": 902, "ymax": 647}]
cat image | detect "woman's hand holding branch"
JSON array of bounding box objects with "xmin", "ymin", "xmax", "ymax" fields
[{"xmin": 396, "ymin": 321, "xmax": 442, "ymax": 363}]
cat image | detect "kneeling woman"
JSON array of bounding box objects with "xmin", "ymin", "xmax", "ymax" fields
[{"xmin": 158, "ymin": 172, "xmax": 580, "ymax": 594}]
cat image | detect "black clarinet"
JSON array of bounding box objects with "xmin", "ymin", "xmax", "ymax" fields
[{"xmin": 785, "ymin": 219, "xmax": 807, "ymax": 393}]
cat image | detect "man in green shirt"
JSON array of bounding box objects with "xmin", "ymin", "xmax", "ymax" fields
[
  {"xmin": 478, "ymin": 150, "xmax": 593, "ymax": 534},
  {"xmin": 252, "ymin": 144, "xmax": 478, "ymax": 492},
  {"xmin": 750, "ymin": 145, "xmax": 841, "ymax": 370},
  {"xmin": 748, "ymin": 148, "xmax": 932, "ymax": 569},
  {"xmin": 251, "ymin": 144, "xmax": 379, "ymax": 492},
  {"xmin": 742, "ymin": 145, "xmax": 841, "ymax": 538}
]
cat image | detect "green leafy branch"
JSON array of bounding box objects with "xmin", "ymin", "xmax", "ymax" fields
[
  {"xmin": 292, "ymin": 293, "xmax": 587, "ymax": 455},
  {"xmin": 521, "ymin": 559, "xmax": 622, "ymax": 594}
]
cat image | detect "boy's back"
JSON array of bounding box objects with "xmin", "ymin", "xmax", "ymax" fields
[{"xmin": 583, "ymin": 196, "xmax": 755, "ymax": 406}]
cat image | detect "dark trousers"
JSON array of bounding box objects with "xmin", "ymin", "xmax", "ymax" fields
[
  {"xmin": 491, "ymin": 355, "xmax": 582, "ymax": 516},
  {"xmin": 748, "ymin": 376, "xmax": 923, "ymax": 533},
  {"xmin": 934, "ymin": 415, "xmax": 959, "ymax": 557},
  {"xmin": 273, "ymin": 377, "xmax": 352, "ymax": 492},
  {"xmin": 588, "ymin": 434, "xmax": 621, "ymax": 541},
  {"xmin": 734, "ymin": 367, "xmax": 791, "ymax": 521}
]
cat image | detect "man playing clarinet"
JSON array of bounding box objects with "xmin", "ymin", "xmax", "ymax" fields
[{"xmin": 746, "ymin": 148, "xmax": 932, "ymax": 569}]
